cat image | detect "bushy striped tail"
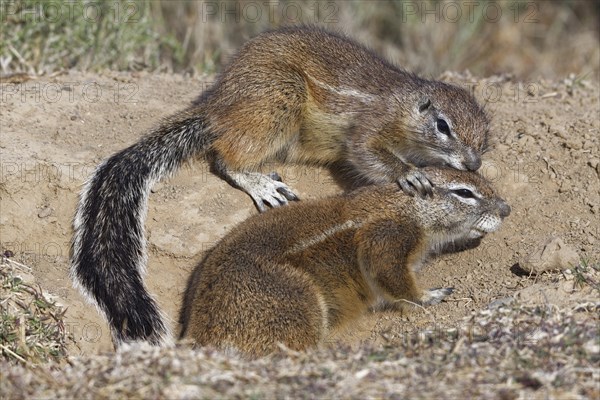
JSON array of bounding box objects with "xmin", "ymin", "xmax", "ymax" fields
[{"xmin": 71, "ymin": 108, "xmax": 212, "ymax": 347}]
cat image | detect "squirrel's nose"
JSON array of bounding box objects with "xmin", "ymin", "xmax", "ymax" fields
[
  {"xmin": 498, "ymin": 200, "xmax": 511, "ymax": 218},
  {"xmin": 464, "ymin": 154, "xmax": 482, "ymax": 171}
]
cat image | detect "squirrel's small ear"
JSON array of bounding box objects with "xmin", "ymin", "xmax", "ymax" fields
[{"xmin": 418, "ymin": 98, "xmax": 432, "ymax": 113}]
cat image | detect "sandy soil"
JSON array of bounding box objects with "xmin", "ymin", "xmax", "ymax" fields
[{"xmin": 1, "ymin": 70, "xmax": 598, "ymax": 355}]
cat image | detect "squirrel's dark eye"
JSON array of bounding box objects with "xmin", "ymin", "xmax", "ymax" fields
[
  {"xmin": 453, "ymin": 189, "xmax": 475, "ymax": 198},
  {"xmin": 436, "ymin": 118, "xmax": 451, "ymax": 135}
]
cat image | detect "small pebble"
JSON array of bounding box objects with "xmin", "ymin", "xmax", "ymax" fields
[{"xmin": 38, "ymin": 206, "xmax": 52, "ymax": 218}]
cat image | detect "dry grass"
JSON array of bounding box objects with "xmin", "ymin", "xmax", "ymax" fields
[
  {"xmin": 127, "ymin": 0, "xmax": 600, "ymax": 79},
  {"xmin": 1, "ymin": 0, "xmax": 598, "ymax": 79},
  {"xmin": 0, "ymin": 257, "xmax": 71, "ymax": 365},
  {"xmin": 571, "ymin": 260, "xmax": 600, "ymax": 293}
]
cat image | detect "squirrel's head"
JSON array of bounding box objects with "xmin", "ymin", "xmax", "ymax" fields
[
  {"xmin": 394, "ymin": 82, "xmax": 489, "ymax": 172},
  {"xmin": 412, "ymin": 168, "xmax": 510, "ymax": 244}
]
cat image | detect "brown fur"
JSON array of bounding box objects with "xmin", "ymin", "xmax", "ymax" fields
[
  {"xmin": 195, "ymin": 26, "xmax": 489, "ymax": 191},
  {"xmin": 180, "ymin": 168, "xmax": 510, "ymax": 357}
]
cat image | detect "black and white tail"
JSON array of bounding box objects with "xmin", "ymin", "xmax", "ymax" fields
[{"xmin": 71, "ymin": 108, "xmax": 212, "ymax": 346}]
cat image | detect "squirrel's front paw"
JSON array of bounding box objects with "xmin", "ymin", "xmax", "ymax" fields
[
  {"xmin": 421, "ymin": 287, "xmax": 454, "ymax": 306},
  {"xmin": 397, "ymin": 169, "xmax": 434, "ymax": 198}
]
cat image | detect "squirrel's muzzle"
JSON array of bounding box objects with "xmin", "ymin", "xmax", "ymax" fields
[
  {"xmin": 498, "ymin": 199, "xmax": 511, "ymax": 218},
  {"xmin": 463, "ymin": 155, "xmax": 482, "ymax": 171}
]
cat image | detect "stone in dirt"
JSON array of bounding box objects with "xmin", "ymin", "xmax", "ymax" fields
[{"xmin": 520, "ymin": 237, "xmax": 580, "ymax": 274}]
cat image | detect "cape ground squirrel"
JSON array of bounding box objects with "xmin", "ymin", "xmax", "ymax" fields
[
  {"xmin": 179, "ymin": 168, "xmax": 510, "ymax": 357},
  {"xmin": 71, "ymin": 26, "xmax": 491, "ymax": 346}
]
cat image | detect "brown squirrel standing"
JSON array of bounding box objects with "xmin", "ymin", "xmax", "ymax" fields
[
  {"xmin": 71, "ymin": 26, "xmax": 491, "ymax": 346},
  {"xmin": 180, "ymin": 168, "xmax": 510, "ymax": 357}
]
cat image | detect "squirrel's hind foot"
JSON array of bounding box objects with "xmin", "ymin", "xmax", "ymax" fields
[
  {"xmin": 421, "ymin": 287, "xmax": 454, "ymax": 306},
  {"xmin": 230, "ymin": 171, "xmax": 299, "ymax": 212}
]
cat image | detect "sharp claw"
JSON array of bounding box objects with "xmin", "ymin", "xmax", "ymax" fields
[
  {"xmin": 275, "ymin": 195, "xmax": 288, "ymax": 206},
  {"xmin": 267, "ymin": 197, "xmax": 279, "ymax": 208},
  {"xmin": 417, "ymin": 176, "xmax": 433, "ymax": 197},
  {"xmin": 255, "ymin": 201, "xmax": 267, "ymax": 213},
  {"xmin": 264, "ymin": 193, "xmax": 288, "ymax": 208},
  {"xmin": 409, "ymin": 180, "xmax": 426, "ymax": 198},
  {"xmin": 277, "ymin": 187, "xmax": 300, "ymax": 201},
  {"xmin": 398, "ymin": 179, "xmax": 416, "ymax": 196},
  {"xmin": 410, "ymin": 179, "xmax": 426, "ymax": 198},
  {"xmin": 267, "ymin": 172, "xmax": 282, "ymax": 182},
  {"xmin": 423, "ymin": 181, "xmax": 434, "ymax": 198}
]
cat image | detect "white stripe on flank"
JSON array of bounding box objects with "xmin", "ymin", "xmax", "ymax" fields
[
  {"xmin": 285, "ymin": 220, "xmax": 360, "ymax": 255},
  {"xmin": 305, "ymin": 73, "xmax": 376, "ymax": 102}
]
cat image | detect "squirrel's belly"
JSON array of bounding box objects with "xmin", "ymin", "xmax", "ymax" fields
[{"xmin": 292, "ymin": 105, "xmax": 351, "ymax": 165}]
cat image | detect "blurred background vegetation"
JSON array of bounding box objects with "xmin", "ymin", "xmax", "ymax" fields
[{"xmin": 1, "ymin": 0, "xmax": 598, "ymax": 80}]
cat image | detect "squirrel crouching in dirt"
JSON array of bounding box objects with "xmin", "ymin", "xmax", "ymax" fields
[
  {"xmin": 179, "ymin": 168, "xmax": 510, "ymax": 357},
  {"xmin": 71, "ymin": 26, "xmax": 491, "ymax": 347}
]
